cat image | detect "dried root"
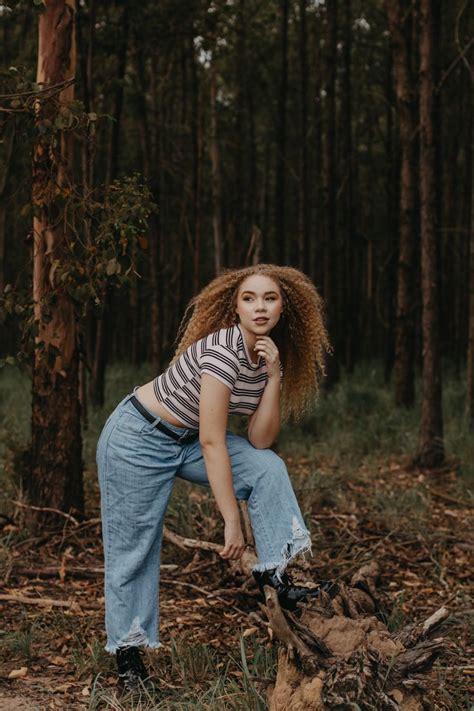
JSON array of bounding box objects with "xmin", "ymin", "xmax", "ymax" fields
[{"xmin": 264, "ymin": 562, "xmax": 448, "ymax": 710}]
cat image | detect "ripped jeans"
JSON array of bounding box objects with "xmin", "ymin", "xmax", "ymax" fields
[{"xmin": 96, "ymin": 393, "xmax": 312, "ymax": 653}]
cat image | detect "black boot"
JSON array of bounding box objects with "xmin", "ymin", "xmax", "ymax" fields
[
  {"xmin": 253, "ymin": 569, "xmax": 339, "ymax": 611},
  {"xmin": 116, "ymin": 646, "xmax": 149, "ymax": 691}
]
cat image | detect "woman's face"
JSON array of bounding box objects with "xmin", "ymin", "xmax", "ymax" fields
[{"xmin": 235, "ymin": 274, "xmax": 283, "ymax": 337}]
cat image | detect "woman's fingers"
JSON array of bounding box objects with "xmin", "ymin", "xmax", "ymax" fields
[
  {"xmin": 220, "ymin": 544, "xmax": 245, "ymax": 560},
  {"xmin": 254, "ymin": 339, "xmax": 279, "ymax": 361}
]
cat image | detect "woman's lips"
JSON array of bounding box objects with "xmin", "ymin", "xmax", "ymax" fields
[{"xmin": 254, "ymin": 318, "xmax": 269, "ymax": 323}]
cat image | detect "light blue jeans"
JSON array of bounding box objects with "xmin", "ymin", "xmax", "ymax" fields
[{"xmin": 96, "ymin": 392, "xmax": 312, "ymax": 653}]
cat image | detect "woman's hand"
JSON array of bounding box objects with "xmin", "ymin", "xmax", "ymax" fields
[
  {"xmin": 254, "ymin": 336, "xmax": 280, "ymax": 379},
  {"xmin": 220, "ymin": 519, "xmax": 245, "ymax": 560}
]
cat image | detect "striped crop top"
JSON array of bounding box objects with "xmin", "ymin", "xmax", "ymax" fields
[{"xmin": 152, "ymin": 324, "xmax": 281, "ymax": 428}]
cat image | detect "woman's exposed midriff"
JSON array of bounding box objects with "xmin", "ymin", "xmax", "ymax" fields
[{"xmin": 134, "ymin": 381, "xmax": 189, "ymax": 428}]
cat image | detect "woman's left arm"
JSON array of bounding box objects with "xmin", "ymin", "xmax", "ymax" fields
[{"xmin": 247, "ymin": 337, "xmax": 281, "ymax": 449}]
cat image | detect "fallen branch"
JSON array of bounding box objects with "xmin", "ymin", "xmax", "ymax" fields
[
  {"xmin": 0, "ymin": 593, "xmax": 82, "ymax": 612},
  {"xmin": 162, "ymin": 526, "xmax": 258, "ymax": 575},
  {"xmin": 12, "ymin": 501, "xmax": 80, "ymax": 526},
  {"xmin": 163, "ymin": 526, "xmax": 220, "ymax": 552},
  {"xmin": 9, "ymin": 563, "xmax": 178, "ymax": 580}
]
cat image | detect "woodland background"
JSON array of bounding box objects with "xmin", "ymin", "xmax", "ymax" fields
[{"xmin": 0, "ymin": 0, "xmax": 472, "ymax": 709}]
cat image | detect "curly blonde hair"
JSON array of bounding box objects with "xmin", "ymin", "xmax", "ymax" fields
[{"xmin": 172, "ymin": 264, "xmax": 332, "ymax": 421}]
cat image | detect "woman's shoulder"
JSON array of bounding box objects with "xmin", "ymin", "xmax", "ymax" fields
[{"xmin": 200, "ymin": 323, "xmax": 239, "ymax": 348}]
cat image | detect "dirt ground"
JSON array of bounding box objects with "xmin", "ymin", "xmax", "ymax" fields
[{"xmin": 0, "ymin": 455, "xmax": 472, "ymax": 709}]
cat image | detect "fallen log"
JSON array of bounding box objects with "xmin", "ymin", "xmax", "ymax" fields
[{"xmin": 264, "ymin": 562, "xmax": 448, "ymax": 710}]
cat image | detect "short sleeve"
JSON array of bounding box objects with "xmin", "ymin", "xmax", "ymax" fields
[{"xmin": 200, "ymin": 343, "xmax": 240, "ymax": 391}]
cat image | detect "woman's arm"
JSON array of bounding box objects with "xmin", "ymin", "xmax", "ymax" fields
[
  {"xmin": 247, "ymin": 337, "xmax": 281, "ymax": 449},
  {"xmin": 199, "ymin": 374, "xmax": 245, "ymax": 560}
]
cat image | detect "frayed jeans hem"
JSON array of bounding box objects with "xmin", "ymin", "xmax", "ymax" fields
[
  {"xmin": 251, "ymin": 516, "xmax": 313, "ymax": 582},
  {"xmin": 105, "ymin": 641, "xmax": 161, "ymax": 654}
]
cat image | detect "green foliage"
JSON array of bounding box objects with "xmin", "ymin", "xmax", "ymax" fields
[
  {"xmin": 0, "ymin": 173, "xmax": 156, "ymax": 364},
  {"xmin": 1, "ymin": 63, "xmax": 158, "ymax": 367},
  {"xmin": 41, "ymin": 173, "xmax": 156, "ymax": 314}
]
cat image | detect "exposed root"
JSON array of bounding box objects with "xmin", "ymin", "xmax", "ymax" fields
[{"xmin": 265, "ymin": 563, "xmax": 448, "ymax": 710}]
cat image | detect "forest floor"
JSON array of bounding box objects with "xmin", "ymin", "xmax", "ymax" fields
[{"xmin": 0, "ymin": 364, "xmax": 473, "ymax": 710}]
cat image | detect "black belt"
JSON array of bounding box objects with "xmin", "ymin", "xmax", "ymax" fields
[{"xmin": 129, "ymin": 395, "xmax": 199, "ymax": 444}]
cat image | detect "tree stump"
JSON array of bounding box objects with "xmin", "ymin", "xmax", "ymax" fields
[{"xmin": 263, "ymin": 562, "xmax": 448, "ymax": 710}]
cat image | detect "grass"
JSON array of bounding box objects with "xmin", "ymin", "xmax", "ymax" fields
[
  {"xmin": 1, "ymin": 358, "xmax": 473, "ymax": 482},
  {"xmin": 85, "ymin": 634, "xmax": 274, "ymax": 711},
  {"xmin": 0, "ymin": 613, "xmax": 41, "ymax": 659},
  {"xmin": 0, "ymin": 359, "xmax": 472, "ymax": 709}
]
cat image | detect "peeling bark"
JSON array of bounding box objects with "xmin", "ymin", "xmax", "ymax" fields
[{"xmin": 28, "ymin": 0, "xmax": 84, "ymax": 523}]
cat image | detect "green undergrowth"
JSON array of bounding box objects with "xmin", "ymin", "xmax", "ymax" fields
[
  {"xmin": 277, "ymin": 360, "xmax": 473, "ymax": 498},
  {"xmin": 0, "ymin": 360, "xmax": 473, "ymax": 520},
  {"xmin": 0, "ymin": 360, "xmax": 471, "ymax": 710},
  {"xmin": 86, "ymin": 634, "xmax": 274, "ymax": 711}
]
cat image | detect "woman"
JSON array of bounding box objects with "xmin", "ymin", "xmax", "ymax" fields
[{"xmin": 96, "ymin": 263, "xmax": 335, "ymax": 690}]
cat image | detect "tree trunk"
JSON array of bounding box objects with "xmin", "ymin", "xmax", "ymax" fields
[
  {"xmin": 310, "ymin": 8, "xmax": 324, "ymax": 286},
  {"xmin": 191, "ymin": 37, "xmax": 203, "ymax": 295},
  {"xmin": 298, "ymin": 0, "xmax": 309, "ymax": 272},
  {"xmin": 342, "ymin": 0, "xmax": 355, "ymax": 373},
  {"xmin": 28, "ymin": 0, "xmax": 84, "ymax": 523},
  {"xmin": 0, "ymin": 121, "xmax": 14, "ymax": 294},
  {"xmin": 275, "ymin": 0, "xmax": 289, "ymax": 264},
  {"xmin": 322, "ymin": 0, "xmax": 339, "ymax": 386},
  {"xmin": 463, "ymin": 22, "xmax": 474, "ymax": 422},
  {"xmin": 384, "ymin": 50, "xmax": 399, "ymax": 384},
  {"xmin": 105, "ymin": 1, "xmax": 129, "ymax": 187},
  {"xmin": 234, "ymin": 0, "xmax": 246, "ymax": 265},
  {"xmin": 386, "ymin": 0, "xmax": 418, "ymax": 407},
  {"xmin": 414, "ymin": 0, "xmax": 444, "ymax": 468},
  {"xmin": 76, "ymin": 0, "xmax": 95, "ymax": 429},
  {"xmin": 89, "ymin": 1, "xmax": 129, "ymax": 406},
  {"xmin": 209, "ymin": 61, "xmax": 223, "ymax": 275}
]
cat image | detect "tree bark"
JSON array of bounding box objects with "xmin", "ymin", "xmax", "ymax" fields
[
  {"xmin": 275, "ymin": 0, "xmax": 289, "ymax": 264},
  {"xmin": 29, "ymin": 0, "xmax": 84, "ymax": 522},
  {"xmin": 386, "ymin": 0, "xmax": 418, "ymax": 407},
  {"xmin": 297, "ymin": 0, "xmax": 309, "ymax": 272},
  {"xmin": 342, "ymin": 0, "xmax": 355, "ymax": 373},
  {"xmin": 414, "ymin": 0, "xmax": 444, "ymax": 467},
  {"xmin": 89, "ymin": 0, "xmax": 129, "ymax": 406},
  {"xmin": 266, "ymin": 562, "xmax": 447, "ymax": 710},
  {"xmin": 322, "ymin": 0, "xmax": 339, "ymax": 386},
  {"xmin": 191, "ymin": 37, "xmax": 203, "ymax": 295},
  {"xmin": 462, "ymin": 15, "xmax": 474, "ymax": 423},
  {"xmin": 384, "ymin": 50, "xmax": 400, "ymax": 384},
  {"xmin": 76, "ymin": 0, "xmax": 95, "ymax": 428},
  {"xmin": 105, "ymin": 1, "xmax": 129, "ymax": 187},
  {"xmin": 0, "ymin": 121, "xmax": 14, "ymax": 294},
  {"xmin": 310, "ymin": 7, "xmax": 324, "ymax": 286},
  {"xmin": 209, "ymin": 61, "xmax": 223, "ymax": 275}
]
